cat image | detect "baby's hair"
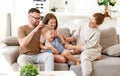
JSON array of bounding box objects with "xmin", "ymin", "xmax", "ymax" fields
[{"xmin": 41, "ymin": 25, "xmax": 54, "ymax": 35}]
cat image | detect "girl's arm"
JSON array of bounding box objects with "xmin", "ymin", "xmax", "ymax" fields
[{"xmin": 66, "ymin": 36, "xmax": 76, "ymax": 42}]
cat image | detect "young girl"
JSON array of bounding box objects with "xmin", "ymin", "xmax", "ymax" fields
[
  {"xmin": 66, "ymin": 12, "xmax": 111, "ymax": 76},
  {"xmin": 40, "ymin": 25, "xmax": 80, "ymax": 65}
]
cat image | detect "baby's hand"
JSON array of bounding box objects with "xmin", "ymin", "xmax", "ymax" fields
[
  {"xmin": 53, "ymin": 50, "xmax": 58, "ymax": 55},
  {"xmin": 46, "ymin": 43, "xmax": 53, "ymax": 49}
]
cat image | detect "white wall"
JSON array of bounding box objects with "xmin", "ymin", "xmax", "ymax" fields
[
  {"xmin": 53, "ymin": 0, "xmax": 120, "ymax": 13},
  {"xmin": 0, "ymin": 0, "xmax": 120, "ymax": 36},
  {"xmin": 0, "ymin": 0, "xmax": 12, "ymax": 40},
  {"xmin": 11, "ymin": 0, "xmax": 36, "ymax": 36}
]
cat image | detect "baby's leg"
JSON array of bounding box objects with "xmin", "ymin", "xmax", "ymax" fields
[
  {"xmin": 61, "ymin": 49, "xmax": 80, "ymax": 65},
  {"xmin": 54, "ymin": 55, "xmax": 66, "ymax": 63},
  {"xmin": 73, "ymin": 49, "xmax": 81, "ymax": 54}
]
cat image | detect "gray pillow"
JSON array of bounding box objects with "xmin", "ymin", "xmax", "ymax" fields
[
  {"xmin": 100, "ymin": 27, "xmax": 118, "ymax": 51},
  {"xmin": 103, "ymin": 44, "xmax": 120, "ymax": 56},
  {"xmin": 57, "ymin": 28, "xmax": 71, "ymax": 37},
  {"xmin": 1, "ymin": 36, "xmax": 19, "ymax": 46}
]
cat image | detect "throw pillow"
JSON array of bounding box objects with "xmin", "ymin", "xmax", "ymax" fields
[
  {"xmin": 103, "ymin": 44, "xmax": 120, "ymax": 56},
  {"xmin": 1, "ymin": 36, "xmax": 19, "ymax": 46},
  {"xmin": 57, "ymin": 28, "xmax": 71, "ymax": 37},
  {"xmin": 100, "ymin": 27, "xmax": 118, "ymax": 51}
]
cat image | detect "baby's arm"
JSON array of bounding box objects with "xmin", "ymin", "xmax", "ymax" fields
[{"xmin": 46, "ymin": 43, "xmax": 58, "ymax": 54}]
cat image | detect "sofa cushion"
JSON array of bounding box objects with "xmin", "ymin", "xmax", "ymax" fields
[
  {"xmin": 70, "ymin": 55, "xmax": 120, "ymax": 76},
  {"xmin": 1, "ymin": 46, "xmax": 19, "ymax": 65},
  {"xmin": 100, "ymin": 27, "xmax": 118, "ymax": 51},
  {"xmin": 103, "ymin": 44, "xmax": 120, "ymax": 56},
  {"xmin": 1, "ymin": 36, "xmax": 19, "ymax": 46}
]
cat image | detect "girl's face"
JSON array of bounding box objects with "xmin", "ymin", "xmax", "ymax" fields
[
  {"xmin": 89, "ymin": 16, "xmax": 97, "ymax": 28},
  {"xmin": 44, "ymin": 30, "xmax": 55, "ymax": 42},
  {"xmin": 48, "ymin": 18, "xmax": 57, "ymax": 29}
]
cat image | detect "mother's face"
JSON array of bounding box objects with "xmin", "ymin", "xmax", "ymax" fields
[{"xmin": 48, "ymin": 18, "xmax": 57, "ymax": 29}]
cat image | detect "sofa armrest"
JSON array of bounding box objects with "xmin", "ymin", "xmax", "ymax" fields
[{"xmin": 0, "ymin": 46, "xmax": 19, "ymax": 65}]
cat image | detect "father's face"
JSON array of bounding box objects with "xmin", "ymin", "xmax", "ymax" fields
[{"xmin": 29, "ymin": 12, "xmax": 41, "ymax": 27}]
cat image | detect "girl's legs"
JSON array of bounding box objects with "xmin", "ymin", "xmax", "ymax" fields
[
  {"xmin": 54, "ymin": 55, "xmax": 66, "ymax": 63},
  {"xmin": 80, "ymin": 49, "xmax": 101, "ymax": 76},
  {"xmin": 61, "ymin": 49, "xmax": 80, "ymax": 65}
]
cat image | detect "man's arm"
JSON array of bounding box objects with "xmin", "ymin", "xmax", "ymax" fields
[{"xmin": 18, "ymin": 24, "xmax": 43, "ymax": 48}]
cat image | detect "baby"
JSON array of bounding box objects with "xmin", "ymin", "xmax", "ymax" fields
[{"xmin": 40, "ymin": 25, "xmax": 80, "ymax": 65}]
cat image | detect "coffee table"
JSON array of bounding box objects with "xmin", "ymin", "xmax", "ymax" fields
[{"xmin": 4, "ymin": 71, "xmax": 77, "ymax": 76}]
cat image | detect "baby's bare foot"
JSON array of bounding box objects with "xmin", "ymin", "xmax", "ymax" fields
[{"xmin": 76, "ymin": 60, "xmax": 80, "ymax": 66}]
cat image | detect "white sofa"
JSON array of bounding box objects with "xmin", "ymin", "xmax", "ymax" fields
[{"xmin": 1, "ymin": 27, "xmax": 120, "ymax": 76}]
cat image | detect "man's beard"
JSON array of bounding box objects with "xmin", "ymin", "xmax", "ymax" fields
[{"xmin": 34, "ymin": 22, "xmax": 39, "ymax": 27}]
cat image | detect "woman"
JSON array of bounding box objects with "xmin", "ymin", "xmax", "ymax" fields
[{"xmin": 40, "ymin": 13, "xmax": 67, "ymax": 63}]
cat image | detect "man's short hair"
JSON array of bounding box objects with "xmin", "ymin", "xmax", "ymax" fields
[{"xmin": 28, "ymin": 8, "xmax": 40, "ymax": 14}]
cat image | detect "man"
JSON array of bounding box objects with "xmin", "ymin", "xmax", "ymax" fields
[{"xmin": 17, "ymin": 8, "xmax": 54, "ymax": 71}]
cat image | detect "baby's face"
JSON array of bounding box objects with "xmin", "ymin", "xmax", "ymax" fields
[{"xmin": 45, "ymin": 30, "xmax": 55, "ymax": 42}]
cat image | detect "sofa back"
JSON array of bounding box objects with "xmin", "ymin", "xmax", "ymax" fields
[
  {"xmin": 1, "ymin": 27, "xmax": 119, "ymax": 53},
  {"xmin": 57, "ymin": 27, "xmax": 119, "ymax": 52}
]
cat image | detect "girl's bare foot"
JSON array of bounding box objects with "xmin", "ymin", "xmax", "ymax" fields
[{"xmin": 95, "ymin": 56, "xmax": 104, "ymax": 61}]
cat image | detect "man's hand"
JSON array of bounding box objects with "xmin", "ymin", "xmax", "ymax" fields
[{"xmin": 33, "ymin": 22, "xmax": 44, "ymax": 32}]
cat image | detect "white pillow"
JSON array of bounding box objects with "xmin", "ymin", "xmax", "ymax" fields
[{"xmin": 103, "ymin": 44, "xmax": 120, "ymax": 56}]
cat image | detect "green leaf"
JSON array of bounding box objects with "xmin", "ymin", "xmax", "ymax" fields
[{"xmin": 20, "ymin": 64, "xmax": 39, "ymax": 76}]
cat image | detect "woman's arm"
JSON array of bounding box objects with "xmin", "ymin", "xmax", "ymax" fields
[{"xmin": 39, "ymin": 42, "xmax": 48, "ymax": 50}]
